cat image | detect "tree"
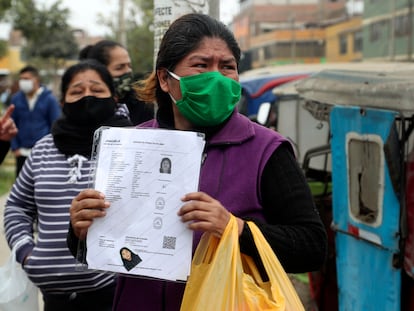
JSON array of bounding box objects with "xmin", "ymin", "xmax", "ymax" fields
[
  {"xmin": 126, "ymin": 0, "xmax": 154, "ymax": 76},
  {"xmin": 0, "ymin": 0, "xmax": 12, "ymax": 58},
  {"xmin": 99, "ymin": 0, "xmax": 154, "ymax": 77},
  {"xmin": 0, "ymin": 0, "xmax": 11, "ymax": 20},
  {"xmin": 10, "ymin": 0, "xmax": 78, "ymax": 89}
]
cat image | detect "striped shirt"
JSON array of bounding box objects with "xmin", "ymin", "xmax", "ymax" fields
[{"xmin": 4, "ymin": 134, "xmax": 116, "ymax": 294}]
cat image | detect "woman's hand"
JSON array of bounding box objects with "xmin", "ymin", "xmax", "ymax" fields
[
  {"xmin": 69, "ymin": 189, "xmax": 109, "ymax": 240},
  {"xmin": 0, "ymin": 104, "xmax": 17, "ymax": 141},
  {"xmin": 178, "ymin": 191, "xmax": 244, "ymax": 237}
]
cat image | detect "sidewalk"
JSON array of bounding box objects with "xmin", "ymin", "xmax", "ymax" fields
[
  {"xmin": 0, "ymin": 193, "xmax": 9, "ymax": 266},
  {"xmin": 0, "ymin": 192, "xmax": 44, "ymax": 310}
]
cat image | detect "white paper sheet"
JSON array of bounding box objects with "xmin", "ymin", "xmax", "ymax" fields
[{"xmin": 86, "ymin": 127, "xmax": 205, "ymax": 282}]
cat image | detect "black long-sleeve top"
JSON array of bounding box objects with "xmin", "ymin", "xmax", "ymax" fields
[
  {"xmin": 120, "ymin": 91, "xmax": 155, "ymax": 126},
  {"xmin": 0, "ymin": 140, "xmax": 10, "ymax": 164},
  {"xmin": 240, "ymin": 143, "xmax": 327, "ymax": 273}
]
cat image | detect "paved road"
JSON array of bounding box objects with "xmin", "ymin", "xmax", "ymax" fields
[{"xmin": 0, "ymin": 192, "xmax": 43, "ymax": 310}]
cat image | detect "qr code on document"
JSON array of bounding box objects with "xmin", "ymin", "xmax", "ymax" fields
[{"xmin": 163, "ymin": 236, "xmax": 176, "ymax": 250}]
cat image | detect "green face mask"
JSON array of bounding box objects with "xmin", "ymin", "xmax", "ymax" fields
[{"xmin": 168, "ymin": 71, "xmax": 241, "ymax": 127}]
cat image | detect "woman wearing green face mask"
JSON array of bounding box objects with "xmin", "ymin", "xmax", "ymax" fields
[
  {"xmin": 79, "ymin": 40, "xmax": 154, "ymax": 125},
  {"xmin": 68, "ymin": 13, "xmax": 327, "ymax": 311}
]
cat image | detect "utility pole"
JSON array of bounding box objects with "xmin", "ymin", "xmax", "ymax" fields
[
  {"xmin": 389, "ymin": 0, "xmax": 396, "ymax": 60},
  {"xmin": 118, "ymin": 0, "xmax": 127, "ymax": 47},
  {"xmin": 318, "ymin": 0, "xmax": 325, "ymax": 22},
  {"xmin": 286, "ymin": 0, "xmax": 296, "ymax": 63},
  {"xmin": 209, "ymin": 0, "xmax": 220, "ymax": 20},
  {"xmin": 408, "ymin": 0, "xmax": 413, "ymax": 61}
]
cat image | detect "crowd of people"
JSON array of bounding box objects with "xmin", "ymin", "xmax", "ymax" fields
[
  {"xmin": 78, "ymin": 40, "xmax": 154, "ymax": 125},
  {"xmin": 1, "ymin": 13, "xmax": 327, "ymax": 311}
]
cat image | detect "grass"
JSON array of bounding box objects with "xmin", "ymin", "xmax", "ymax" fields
[{"xmin": 0, "ymin": 152, "xmax": 15, "ymax": 196}]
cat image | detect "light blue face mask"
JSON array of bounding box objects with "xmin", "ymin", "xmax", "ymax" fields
[{"xmin": 168, "ymin": 70, "xmax": 241, "ymax": 127}]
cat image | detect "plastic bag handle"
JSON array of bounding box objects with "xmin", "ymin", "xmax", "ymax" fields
[
  {"xmin": 246, "ymin": 221, "xmax": 305, "ymax": 310},
  {"xmin": 181, "ymin": 215, "xmax": 304, "ymax": 311}
]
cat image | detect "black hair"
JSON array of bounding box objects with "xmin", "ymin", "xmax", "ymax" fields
[
  {"xmin": 19, "ymin": 65, "xmax": 40, "ymax": 78},
  {"xmin": 79, "ymin": 40, "xmax": 125, "ymax": 66},
  {"xmin": 157, "ymin": 13, "xmax": 240, "ymax": 71},
  {"xmin": 60, "ymin": 59, "xmax": 115, "ymax": 102},
  {"xmin": 78, "ymin": 45, "xmax": 93, "ymax": 60},
  {"xmin": 155, "ymin": 13, "xmax": 241, "ymax": 108}
]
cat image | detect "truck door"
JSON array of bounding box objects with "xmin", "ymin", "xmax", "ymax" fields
[{"xmin": 330, "ymin": 106, "xmax": 401, "ymax": 311}]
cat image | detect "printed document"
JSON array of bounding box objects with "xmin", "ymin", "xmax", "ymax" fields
[{"xmin": 86, "ymin": 127, "xmax": 205, "ymax": 281}]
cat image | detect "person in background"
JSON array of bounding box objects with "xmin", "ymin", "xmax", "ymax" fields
[
  {"xmin": 1, "ymin": 79, "xmax": 19, "ymax": 110},
  {"xmin": 4, "ymin": 60, "xmax": 132, "ymax": 311},
  {"xmin": 68, "ymin": 13, "xmax": 327, "ymax": 311},
  {"xmin": 10, "ymin": 65, "xmax": 61, "ymax": 177},
  {"xmin": 0, "ymin": 104, "xmax": 17, "ymax": 164},
  {"xmin": 79, "ymin": 40, "xmax": 154, "ymax": 125},
  {"xmin": 0, "ymin": 76, "xmax": 11, "ymax": 109}
]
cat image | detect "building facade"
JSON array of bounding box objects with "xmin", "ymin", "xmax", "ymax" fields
[
  {"xmin": 232, "ymin": 0, "xmax": 356, "ymax": 68},
  {"xmin": 325, "ymin": 16, "xmax": 363, "ymax": 62},
  {"xmin": 363, "ymin": 0, "xmax": 414, "ymax": 61}
]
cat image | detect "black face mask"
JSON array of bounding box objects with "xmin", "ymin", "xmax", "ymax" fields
[
  {"xmin": 63, "ymin": 96, "xmax": 117, "ymax": 125},
  {"xmin": 113, "ymin": 72, "xmax": 133, "ymax": 99}
]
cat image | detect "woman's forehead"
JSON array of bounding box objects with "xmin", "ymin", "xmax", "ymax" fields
[
  {"xmin": 188, "ymin": 37, "xmax": 233, "ymax": 57},
  {"xmin": 69, "ymin": 70, "xmax": 104, "ymax": 86}
]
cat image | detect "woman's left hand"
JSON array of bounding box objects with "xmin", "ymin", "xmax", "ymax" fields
[{"xmin": 178, "ymin": 191, "xmax": 243, "ymax": 237}]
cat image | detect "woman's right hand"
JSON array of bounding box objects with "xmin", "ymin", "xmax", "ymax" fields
[
  {"xmin": 0, "ymin": 104, "xmax": 17, "ymax": 141},
  {"xmin": 70, "ymin": 189, "xmax": 110, "ymax": 240}
]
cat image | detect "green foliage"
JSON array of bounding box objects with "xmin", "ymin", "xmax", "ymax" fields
[
  {"xmin": 0, "ymin": 168, "xmax": 14, "ymax": 196},
  {"xmin": 126, "ymin": 0, "xmax": 154, "ymax": 76},
  {"xmin": 0, "ymin": 40, "xmax": 7, "ymax": 58},
  {"xmin": 127, "ymin": 24, "xmax": 154, "ymax": 76},
  {"xmin": 0, "ymin": 153, "xmax": 14, "ymax": 196},
  {"xmin": 99, "ymin": 0, "xmax": 154, "ymax": 76},
  {"xmin": 0, "ymin": 0, "xmax": 11, "ymax": 58},
  {"xmin": 0, "ymin": 0, "xmax": 11, "ymax": 20},
  {"xmin": 133, "ymin": 0, "xmax": 154, "ymax": 26},
  {"xmin": 12, "ymin": 0, "xmax": 78, "ymax": 63}
]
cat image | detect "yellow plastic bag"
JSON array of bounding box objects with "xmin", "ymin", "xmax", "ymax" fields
[{"xmin": 180, "ymin": 215, "xmax": 305, "ymax": 311}]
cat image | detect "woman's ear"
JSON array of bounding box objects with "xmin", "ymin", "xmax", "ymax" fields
[{"xmin": 157, "ymin": 69, "xmax": 170, "ymax": 93}]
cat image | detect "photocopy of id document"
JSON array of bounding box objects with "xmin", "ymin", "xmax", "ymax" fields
[{"xmin": 86, "ymin": 127, "xmax": 206, "ymax": 282}]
